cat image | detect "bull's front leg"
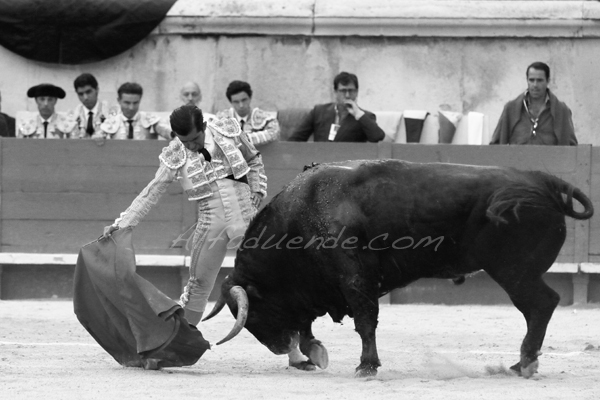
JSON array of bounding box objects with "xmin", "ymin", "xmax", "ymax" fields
[{"xmin": 287, "ymin": 326, "xmax": 329, "ymax": 371}]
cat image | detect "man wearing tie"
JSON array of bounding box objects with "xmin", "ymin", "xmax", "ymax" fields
[
  {"xmin": 17, "ymin": 83, "xmax": 76, "ymax": 139},
  {"xmin": 216, "ymin": 80, "xmax": 280, "ymax": 146},
  {"xmin": 99, "ymin": 82, "xmax": 171, "ymax": 140},
  {"xmin": 70, "ymin": 73, "xmax": 110, "ymax": 139}
]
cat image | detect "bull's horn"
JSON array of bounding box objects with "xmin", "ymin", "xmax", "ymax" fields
[
  {"xmin": 202, "ymin": 293, "xmax": 227, "ymax": 322},
  {"xmin": 216, "ymin": 285, "xmax": 249, "ymax": 345}
]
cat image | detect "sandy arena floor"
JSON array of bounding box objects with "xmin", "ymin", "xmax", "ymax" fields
[{"xmin": 1, "ymin": 300, "xmax": 599, "ymax": 399}]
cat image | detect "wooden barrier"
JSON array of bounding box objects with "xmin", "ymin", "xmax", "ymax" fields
[{"xmin": 0, "ymin": 139, "xmax": 598, "ymax": 303}]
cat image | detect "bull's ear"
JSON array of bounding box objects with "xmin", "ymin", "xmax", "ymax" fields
[{"xmin": 246, "ymin": 284, "xmax": 263, "ymax": 299}]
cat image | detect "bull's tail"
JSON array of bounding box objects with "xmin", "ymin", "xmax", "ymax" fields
[{"xmin": 486, "ymin": 172, "xmax": 594, "ymax": 224}]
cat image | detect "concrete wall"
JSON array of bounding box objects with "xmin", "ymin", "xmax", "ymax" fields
[{"xmin": 1, "ymin": 0, "xmax": 599, "ymax": 144}]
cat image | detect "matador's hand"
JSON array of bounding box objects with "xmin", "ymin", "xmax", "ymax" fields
[{"xmin": 101, "ymin": 224, "xmax": 119, "ymax": 240}]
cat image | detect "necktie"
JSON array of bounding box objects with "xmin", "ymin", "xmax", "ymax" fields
[
  {"xmin": 43, "ymin": 121, "xmax": 49, "ymax": 138},
  {"xmin": 127, "ymin": 119, "xmax": 134, "ymax": 139},
  {"xmin": 86, "ymin": 111, "xmax": 94, "ymax": 136},
  {"xmin": 198, "ymin": 148, "xmax": 212, "ymax": 162},
  {"xmin": 240, "ymin": 119, "xmax": 245, "ymax": 131}
]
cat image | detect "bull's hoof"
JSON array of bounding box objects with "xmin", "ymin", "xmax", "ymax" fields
[
  {"xmin": 308, "ymin": 342, "xmax": 329, "ymax": 369},
  {"xmin": 520, "ymin": 360, "xmax": 539, "ymax": 379},
  {"xmin": 141, "ymin": 358, "xmax": 161, "ymax": 370},
  {"xmin": 510, "ymin": 359, "xmax": 539, "ymax": 379},
  {"xmin": 355, "ymin": 365, "xmax": 378, "ymax": 378},
  {"xmin": 289, "ymin": 360, "xmax": 317, "ymax": 371},
  {"xmin": 509, "ymin": 361, "xmax": 522, "ymax": 376}
]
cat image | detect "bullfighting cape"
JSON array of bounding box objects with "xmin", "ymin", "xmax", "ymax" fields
[{"xmin": 73, "ymin": 228, "xmax": 209, "ymax": 369}]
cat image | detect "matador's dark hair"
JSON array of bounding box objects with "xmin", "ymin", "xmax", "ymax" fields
[
  {"xmin": 169, "ymin": 104, "xmax": 204, "ymax": 136},
  {"xmin": 226, "ymin": 80, "xmax": 252, "ymax": 101}
]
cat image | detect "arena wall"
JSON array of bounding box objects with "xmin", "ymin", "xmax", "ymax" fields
[
  {"xmin": 0, "ymin": 0, "xmax": 599, "ymax": 144},
  {"xmin": 0, "ymin": 140, "xmax": 597, "ymax": 305}
]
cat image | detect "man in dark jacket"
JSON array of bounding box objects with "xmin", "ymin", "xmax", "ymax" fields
[
  {"xmin": 288, "ymin": 72, "xmax": 385, "ymax": 142},
  {"xmin": 490, "ymin": 62, "xmax": 577, "ymax": 146},
  {"xmin": 0, "ymin": 89, "xmax": 15, "ymax": 137}
]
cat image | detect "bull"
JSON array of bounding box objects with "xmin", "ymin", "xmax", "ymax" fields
[{"xmin": 203, "ymin": 159, "xmax": 593, "ymax": 378}]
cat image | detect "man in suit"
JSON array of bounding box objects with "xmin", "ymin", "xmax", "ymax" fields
[
  {"xmin": 289, "ymin": 72, "xmax": 385, "ymax": 142},
  {"xmin": 0, "ymin": 89, "xmax": 15, "ymax": 137}
]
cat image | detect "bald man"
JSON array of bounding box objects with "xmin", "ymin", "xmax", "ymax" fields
[
  {"xmin": 180, "ymin": 82, "xmax": 202, "ymax": 106},
  {"xmin": 180, "ymin": 82, "xmax": 215, "ymax": 122}
]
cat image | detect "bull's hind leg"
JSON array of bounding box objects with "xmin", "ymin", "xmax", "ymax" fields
[
  {"xmin": 487, "ymin": 272, "xmax": 560, "ymax": 378},
  {"xmin": 340, "ymin": 251, "xmax": 382, "ymax": 377}
]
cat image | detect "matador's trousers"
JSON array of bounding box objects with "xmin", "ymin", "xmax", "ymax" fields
[{"xmin": 179, "ymin": 178, "xmax": 255, "ymax": 315}]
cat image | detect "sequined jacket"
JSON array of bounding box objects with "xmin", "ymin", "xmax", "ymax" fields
[
  {"xmin": 216, "ymin": 107, "xmax": 280, "ymax": 146},
  {"xmin": 16, "ymin": 112, "xmax": 77, "ymax": 139},
  {"xmin": 69, "ymin": 101, "xmax": 111, "ymax": 138},
  {"xmin": 113, "ymin": 117, "xmax": 267, "ymax": 228},
  {"xmin": 100, "ymin": 111, "xmax": 171, "ymax": 140}
]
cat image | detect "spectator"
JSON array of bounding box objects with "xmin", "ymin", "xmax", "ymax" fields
[
  {"xmin": 101, "ymin": 105, "xmax": 267, "ymax": 326},
  {"xmin": 70, "ymin": 73, "xmax": 110, "ymax": 139},
  {"xmin": 289, "ymin": 72, "xmax": 385, "ymax": 142},
  {"xmin": 490, "ymin": 62, "xmax": 577, "ymax": 146},
  {"xmin": 0, "ymin": 89, "xmax": 15, "ymax": 137},
  {"xmin": 216, "ymin": 80, "xmax": 280, "ymax": 146},
  {"xmin": 180, "ymin": 81, "xmax": 202, "ymax": 106},
  {"xmin": 99, "ymin": 82, "xmax": 170, "ymax": 140},
  {"xmin": 17, "ymin": 84, "xmax": 75, "ymax": 139},
  {"xmin": 180, "ymin": 81, "xmax": 215, "ymax": 121}
]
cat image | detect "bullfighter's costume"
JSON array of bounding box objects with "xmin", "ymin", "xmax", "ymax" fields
[
  {"xmin": 490, "ymin": 90, "xmax": 577, "ymax": 146},
  {"xmin": 288, "ymin": 102, "xmax": 385, "ymax": 142},
  {"xmin": 17, "ymin": 83, "xmax": 76, "ymax": 139},
  {"xmin": 216, "ymin": 107, "xmax": 280, "ymax": 146},
  {"xmin": 111, "ymin": 117, "xmax": 267, "ymax": 316},
  {"xmin": 69, "ymin": 100, "xmax": 112, "ymax": 139},
  {"xmin": 99, "ymin": 110, "xmax": 171, "ymax": 140}
]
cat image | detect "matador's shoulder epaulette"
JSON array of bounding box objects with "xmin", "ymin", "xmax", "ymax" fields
[{"xmin": 159, "ymin": 137, "xmax": 187, "ymax": 169}]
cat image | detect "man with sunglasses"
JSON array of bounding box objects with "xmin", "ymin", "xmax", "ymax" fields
[
  {"xmin": 490, "ymin": 62, "xmax": 577, "ymax": 146},
  {"xmin": 289, "ymin": 72, "xmax": 385, "ymax": 142}
]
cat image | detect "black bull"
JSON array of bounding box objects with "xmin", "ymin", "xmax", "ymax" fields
[{"xmin": 204, "ymin": 159, "xmax": 594, "ymax": 378}]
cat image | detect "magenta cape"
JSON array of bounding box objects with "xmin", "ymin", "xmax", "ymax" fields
[{"xmin": 73, "ymin": 228, "xmax": 209, "ymax": 369}]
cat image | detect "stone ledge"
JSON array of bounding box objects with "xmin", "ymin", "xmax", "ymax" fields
[{"xmin": 159, "ymin": 0, "xmax": 600, "ymax": 38}]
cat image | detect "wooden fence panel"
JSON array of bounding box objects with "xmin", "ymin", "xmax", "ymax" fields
[
  {"xmin": 0, "ymin": 140, "xmax": 594, "ymax": 261},
  {"xmin": 589, "ymin": 147, "xmax": 600, "ymax": 262}
]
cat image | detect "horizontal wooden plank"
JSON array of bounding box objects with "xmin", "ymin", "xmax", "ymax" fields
[
  {"xmin": 1, "ymin": 138, "xmax": 166, "ymax": 166},
  {"xmin": 1, "ymin": 220, "xmax": 191, "ymax": 254},
  {"xmin": 260, "ymin": 142, "xmax": 381, "ymax": 170},
  {"xmin": 1, "ymin": 164, "xmax": 183, "ymax": 194},
  {"xmin": 391, "ymin": 144, "xmax": 580, "ymax": 174},
  {"xmin": 2, "ymin": 192, "xmax": 183, "ymax": 220},
  {"xmin": 547, "ymin": 263, "xmax": 578, "ymax": 273},
  {"xmin": 0, "ymin": 253, "xmax": 186, "ymax": 267},
  {"xmin": 580, "ymin": 263, "xmax": 600, "ymax": 274}
]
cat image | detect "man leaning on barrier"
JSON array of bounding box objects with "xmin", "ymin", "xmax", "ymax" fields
[{"xmin": 490, "ymin": 62, "xmax": 578, "ymax": 146}]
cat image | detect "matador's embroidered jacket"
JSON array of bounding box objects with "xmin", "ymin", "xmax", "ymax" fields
[
  {"xmin": 16, "ymin": 112, "xmax": 77, "ymax": 139},
  {"xmin": 113, "ymin": 117, "xmax": 267, "ymax": 228},
  {"xmin": 216, "ymin": 107, "xmax": 280, "ymax": 146},
  {"xmin": 100, "ymin": 110, "xmax": 171, "ymax": 140}
]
